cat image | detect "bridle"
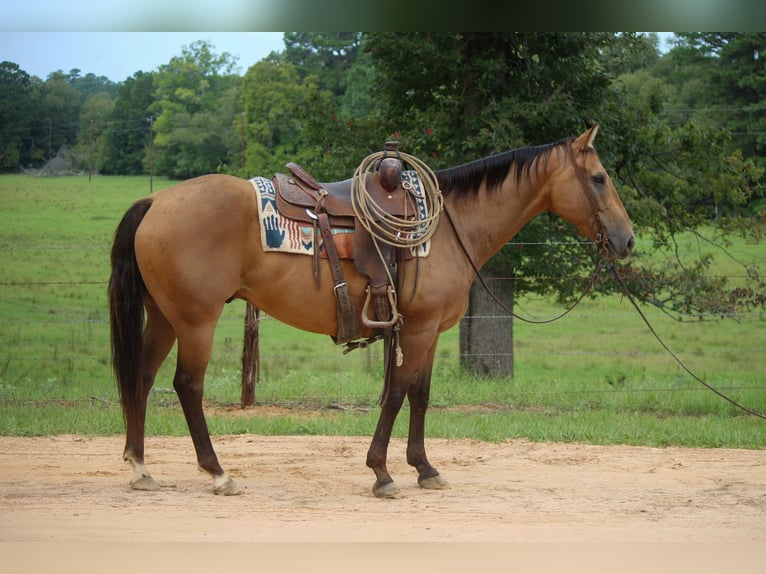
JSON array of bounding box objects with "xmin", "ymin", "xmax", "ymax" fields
[{"xmin": 566, "ymin": 140, "xmax": 610, "ymax": 260}]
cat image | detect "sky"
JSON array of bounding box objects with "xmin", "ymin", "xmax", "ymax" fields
[
  {"xmin": 3, "ymin": 31, "xmax": 678, "ymax": 84},
  {"xmin": 0, "ymin": 32, "xmax": 286, "ymax": 82}
]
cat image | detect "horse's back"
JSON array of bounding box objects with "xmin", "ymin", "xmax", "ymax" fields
[{"xmin": 146, "ymin": 174, "xmax": 254, "ymax": 222}]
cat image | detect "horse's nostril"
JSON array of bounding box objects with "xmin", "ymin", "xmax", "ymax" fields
[{"xmin": 627, "ymin": 235, "xmax": 635, "ymax": 252}]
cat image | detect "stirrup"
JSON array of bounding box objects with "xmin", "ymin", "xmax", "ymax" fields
[{"xmin": 361, "ymin": 286, "xmax": 399, "ymax": 329}]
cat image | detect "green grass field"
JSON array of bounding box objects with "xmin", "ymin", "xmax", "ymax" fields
[{"xmin": 1, "ymin": 174, "xmax": 764, "ymax": 448}]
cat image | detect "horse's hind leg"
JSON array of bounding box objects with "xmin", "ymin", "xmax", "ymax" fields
[
  {"xmin": 173, "ymin": 322, "xmax": 242, "ymax": 496},
  {"xmin": 124, "ymin": 301, "xmax": 176, "ymax": 491}
]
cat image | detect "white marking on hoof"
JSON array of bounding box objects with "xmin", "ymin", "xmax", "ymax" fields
[
  {"xmin": 419, "ymin": 475, "xmax": 451, "ymax": 490},
  {"xmin": 129, "ymin": 462, "xmax": 159, "ymax": 491},
  {"xmin": 213, "ymin": 474, "xmax": 243, "ymax": 496},
  {"xmin": 373, "ymin": 481, "xmax": 404, "ymax": 499}
]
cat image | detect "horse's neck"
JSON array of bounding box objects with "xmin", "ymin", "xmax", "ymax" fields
[{"xmin": 445, "ymin": 176, "xmax": 549, "ymax": 270}]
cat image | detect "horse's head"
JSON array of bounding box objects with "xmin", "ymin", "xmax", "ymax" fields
[{"xmin": 549, "ymin": 125, "xmax": 634, "ymax": 259}]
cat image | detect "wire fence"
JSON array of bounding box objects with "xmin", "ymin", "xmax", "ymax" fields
[{"xmin": 1, "ymin": 240, "xmax": 764, "ymax": 407}]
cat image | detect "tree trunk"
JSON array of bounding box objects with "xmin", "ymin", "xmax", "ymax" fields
[{"xmin": 459, "ymin": 275, "xmax": 514, "ymax": 378}]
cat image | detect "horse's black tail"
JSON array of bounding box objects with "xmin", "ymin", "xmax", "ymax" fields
[{"xmin": 108, "ymin": 198, "xmax": 153, "ymax": 424}]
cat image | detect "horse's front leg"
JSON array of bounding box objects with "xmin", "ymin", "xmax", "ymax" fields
[
  {"xmin": 406, "ymin": 365, "xmax": 450, "ymax": 491},
  {"xmin": 366, "ymin": 332, "xmax": 449, "ymax": 497},
  {"xmin": 366, "ymin": 385, "xmax": 407, "ymax": 499}
]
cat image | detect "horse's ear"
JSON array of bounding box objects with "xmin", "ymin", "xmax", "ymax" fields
[{"xmin": 573, "ymin": 124, "xmax": 599, "ymax": 150}]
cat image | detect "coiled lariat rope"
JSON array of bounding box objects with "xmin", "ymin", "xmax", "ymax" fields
[
  {"xmin": 351, "ymin": 150, "xmax": 444, "ymax": 250},
  {"xmin": 349, "ymin": 149, "xmax": 443, "ymax": 379}
]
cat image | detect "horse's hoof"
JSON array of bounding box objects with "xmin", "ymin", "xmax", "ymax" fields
[
  {"xmin": 213, "ymin": 475, "xmax": 244, "ymax": 496},
  {"xmin": 373, "ymin": 480, "xmax": 404, "ymax": 499},
  {"xmin": 419, "ymin": 475, "xmax": 450, "ymax": 490},
  {"xmin": 130, "ymin": 475, "xmax": 160, "ymax": 491}
]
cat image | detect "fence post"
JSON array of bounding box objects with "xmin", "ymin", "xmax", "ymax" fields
[{"xmin": 241, "ymin": 304, "xmax": 260, "ymax": 407}]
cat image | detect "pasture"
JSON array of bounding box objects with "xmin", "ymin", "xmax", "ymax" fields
[{"xmin": 0, "ymin": 174, "xmax": 764, "ymax": 447}]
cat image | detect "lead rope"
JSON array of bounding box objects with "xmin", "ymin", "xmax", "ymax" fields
[
  {"xmin": 608, "ymin": 263, "xmax": 766, "ymax": 420},
  {"xmin": 446, "ymin": 203, "xmax": 764, "ymax": 419}
]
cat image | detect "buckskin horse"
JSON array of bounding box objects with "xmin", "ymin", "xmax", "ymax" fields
[{"xmin": 109, "ymin": 125, "xmax": 634, "ymax": 498}]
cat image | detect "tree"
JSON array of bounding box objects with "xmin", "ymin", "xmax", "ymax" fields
[
  {"xmin": 338, "ymin": 46, "xmax": 378, "ymax": 119},
  {"xmin": 363, "ymin": 32, "xmax": 635, "ymax": 375},
  {"xmin": 283, "ymin": 32, "xmax": 362, "ymax": 101},
  {"xmin": 67, "ymin": 69, "xmax": 119, "ymax": 102},
  {"xmin": 39, "ymin": 71, "xmax": 81, "ymax": 161},
  {"xmin": 657, "ymin": 34, "xmax": 766, "ymax": 177},
  {"xmin": 609, "ymin": 33, "xmax": 766, "ymax": 317},
  {"xmin": 0, "ymin": 62, "xmax": 41, "ymax": 171},
  {"xmin": 272, "ymin": 33, "xmax": 386, "ymax": 180},
  {"xmin": 1, "ymin": 63, "xmax": 118, "ymax": 173},
  {"xmin": 101, "ymin": 71, "xmax": 156, "ymax": 175},
  {"xmin": 240, "ymin": 59, "xmax": 327, "ymax": 177},
  {"xmin": 150, "ymin": 40, "xmax": 242, "ymax": 179},
  {"xmin": 698, "ymin": 33, "xmax": 765, "ymax": 173},
  {"xmin": 354, "ymin": 32, "xmax": 765, "ymax": 376},
  {"xmin": 76, "ymin": 92, "xmax": 114, "ymax": 174},
  {"xmin": 606, "ymin": 111, "xmax": 765, "ymax": 318}
]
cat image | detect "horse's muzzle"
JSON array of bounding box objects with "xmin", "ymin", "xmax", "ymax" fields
[{"xmin": 606, "ymin": 232, "xmax": 635, "ymax": 259}]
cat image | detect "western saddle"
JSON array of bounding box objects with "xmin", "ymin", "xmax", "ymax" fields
[{"xmin": 271, "ymin": 143, "xmax": 420, "ymax": 354}]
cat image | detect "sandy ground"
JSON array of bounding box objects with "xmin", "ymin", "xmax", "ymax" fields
[{"xmin": 0, "ymin": 434, "xmax": 763, "ymax": 544}]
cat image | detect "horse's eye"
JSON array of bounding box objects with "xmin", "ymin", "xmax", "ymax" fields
[{"xmin": 591, "ymin": 173, "xmax": 606, "ymax": 186}]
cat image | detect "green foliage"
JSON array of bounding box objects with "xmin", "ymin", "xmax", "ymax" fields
[
  {"xmin": 74, "ymin": 92, "xmax": 114, "ymax": 173},
  {"xmin": 1, "ymin": 63, "xmax": 118, "ymax": 173},
  {"xmin": 39, "ymin": 71, "xmax": 81, "ymax": 154},
  {"xmin": 0, "ymin": 62, "xmax": 40, "ymax": 170},
  {"xmin": 338, "ymin": 47, "xmax": 378, "ymax": 119},
  {"xmin": 239, "ymin": 32, "xmax": 379, "ymax": 180},
  {"xmin": 283, "ymin": 32, "xmax": 362, "ymax": 100},
  {"xmin": 660, "ymin": 33, "xmax": 766, "ymax": 172},
  {"xmin": 365, "ymin": 33, "xmax": 621, "ymax": 161},
  {"xmin": 101, "ymin": 72, "xmax": 156, "ymax": 175},
  {"xmin": 239, "ymin": 59, "xmax": 328, "ymax": 177},
  {"xmin": 150, "ymin": 40, "xmax": 243, "ymax": 179},
  {"xmin": 605, "ymin": 79, "xmax": 766, "ymax": 317},
  {"xmin": 66, "ymin": 69, "xmax": 118, "ymax": 102}
]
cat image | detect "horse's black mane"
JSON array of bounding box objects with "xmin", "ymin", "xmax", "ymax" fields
[{"xmin": 435, "ymin": 138, "xmax": 571, "ymax": 197}]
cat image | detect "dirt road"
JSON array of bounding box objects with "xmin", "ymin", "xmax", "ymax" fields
[{"xmin": 0, "ymin": 434, "xmax": 763, "ymax": 542}]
